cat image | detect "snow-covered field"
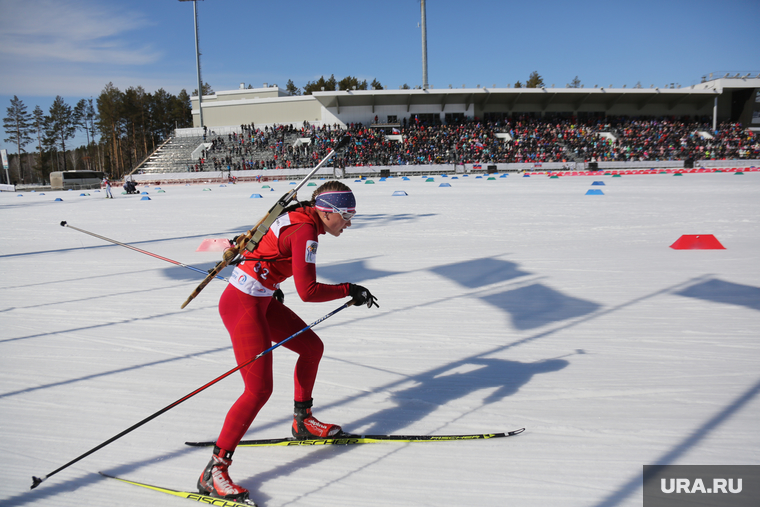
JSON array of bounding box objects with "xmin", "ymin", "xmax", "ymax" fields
[{"xmin": 2, "ymin": 171, "xmax": 759, "ymax": 507}]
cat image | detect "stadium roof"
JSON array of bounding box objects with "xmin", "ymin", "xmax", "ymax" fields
[
  {"xmin": 190, "ymin": 77, "xmax": 759, "ymax": 129},
  {"xmin": 311, "ymin": 86, "xmax": 725, "ymax": 114}
]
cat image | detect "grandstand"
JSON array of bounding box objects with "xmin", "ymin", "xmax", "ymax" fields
[
  {"xmin": 130, "ymin": 76, "xmax": 760, "ymax": 182},
  {"xmin": 137, "ymin": 136, "xmax": 203, "ymax": 174}
]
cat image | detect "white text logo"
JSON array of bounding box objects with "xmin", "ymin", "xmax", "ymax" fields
[{"xmin": 661, "ymin": 478, "xmax": 742, "ymax": 494}]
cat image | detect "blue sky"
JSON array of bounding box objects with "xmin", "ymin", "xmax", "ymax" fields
[{"xmin": 1, "ymin": 0, "xmax": 758, "ymax": 153}]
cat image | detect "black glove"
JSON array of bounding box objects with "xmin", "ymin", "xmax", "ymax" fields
[
  {"xmin": 273, "ymin": 288, "xmax": 285, "ymax": 303},
  {"xmin": 348, "ymin": 284, "xmax": 379, "ymax": 309}
]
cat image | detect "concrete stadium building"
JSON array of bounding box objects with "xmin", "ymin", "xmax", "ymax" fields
[{"xmin": 190, "ymin": 75, "xmax": 760, "ymax": 132}]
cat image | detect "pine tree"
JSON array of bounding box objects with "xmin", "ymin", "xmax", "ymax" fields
[
  {"xmin": 97, "ymin": 82, "xmax": 124, "ymax": 177},
  {"xmin": 73, "ymin": 99, "xmax": 98, "ymax": 170},
  {"xmin": 31, "ymin": 105, "xmax": 46, "ymax": 175},
  {"xmin": 122, "ymin": 86, "xmax": 154, "ymax": 166},
  {"xmin": 173, "ymin": 89, "xmax": 193, "ymax": 129},
  {"xmin": 151, "ymin": 88, "xmax": 176, "ymax": 141},
  {"xmin": 286, "ymin": 79, "xmax": 301, "ymax": 96},
  {"xmin": 41, "ymin": 115, "xmax": 60, "ymax": 172},
  {"xmin": 304, "ymin": 75, "xmax": 337, "ymax": 95},
  {"xmin": 84, "ymin": 98, "xmax": 101, "ymax": 171},
  {"xmin": 3, "ymin": 96, "xmax": 33, "ymax": 183},
  {"xmin": 526, "ymin": 71, "xmax": 544, "ymax": 88},
  {"xmin": 192, "ymin": 82, "xmax": 214, "ymax": 96},
  {"xmin": 46, "ymin": 96, "xmax": 78, "ymax": 172},
  {"xmin": 338, "ymin": 76, "xmax": 368, "ymax": 91}
]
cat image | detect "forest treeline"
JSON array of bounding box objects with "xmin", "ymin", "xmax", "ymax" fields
[{"xmin": 2, "ymin": 83, "xmax": 193, "ymax": 184}]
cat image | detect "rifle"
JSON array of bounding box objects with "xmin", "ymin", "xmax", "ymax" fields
[{"xmin": 180, "ymin": 135, "xmax": 351, "ymax": 309}]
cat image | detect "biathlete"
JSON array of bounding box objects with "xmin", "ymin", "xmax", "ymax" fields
[
  {"xmin": 198, "ymin": 180, "xmax": 378, "ymax": 503},
  {"xmin": 103, "ymin": 178, "xmax": 113, "ymax": 198}
]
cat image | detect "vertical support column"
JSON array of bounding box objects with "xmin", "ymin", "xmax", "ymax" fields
[
  {"xmin": 193, "ymin": 0, "xmax": 204, "ymax": 128},
  {"xmin": 712, "ymin": 96, "xmax": 718, "ymax": 132},
  {"xmin": 421, "ymin": 0, "xmax": 428, "ymax": 90}
]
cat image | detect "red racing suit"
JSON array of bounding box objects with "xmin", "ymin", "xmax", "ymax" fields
[
  {"xmin": 215, "ymin": 206, "xmax": 350, "ymax": 451},
  {"xmin": 229, "ymin": 206, "xmax": 348, "ymax": 301}
]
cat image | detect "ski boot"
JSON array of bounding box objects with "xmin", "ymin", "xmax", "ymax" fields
[
  {"xmin": 292, "ymin": 399, "xmax": 343, "ymax": 439},
  {"xmin": 198, "ymin": 446, "xmax": 256, "ymax": 506}
]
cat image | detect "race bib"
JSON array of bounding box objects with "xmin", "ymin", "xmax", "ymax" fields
[{"xmin": 229, "ymin": 266, "xmax": 275, "ymax": 297}]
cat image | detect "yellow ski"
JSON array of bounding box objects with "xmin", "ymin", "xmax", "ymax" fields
[
  {"xmin": 185, "ymin": 428, "xmax": 525, "ymax": 447},
  {"xmin": 99, "ymin": 472, "xmax": 256, "ymax": 506}
]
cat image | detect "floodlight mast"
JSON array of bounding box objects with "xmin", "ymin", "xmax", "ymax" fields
[
  {"xmin": 421, "ymin": 0, "xmax": 429, "ymax": 90},
  {"xmin": 179, "ymin": 0, "xmax": 204, "ymax": 128}
]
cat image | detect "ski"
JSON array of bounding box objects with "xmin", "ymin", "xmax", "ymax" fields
[
  {"xmin": 99, "ymin": 472, "xmax": 257, "ymax": 506},
  {"xmin": 185, "ymin": 428, "xmax": 525, "ymax": 447}
]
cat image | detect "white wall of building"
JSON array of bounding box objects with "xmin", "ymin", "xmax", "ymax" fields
[{"xmin": 189, "ymin": 80, "xmax": 760, "ymax": 131}]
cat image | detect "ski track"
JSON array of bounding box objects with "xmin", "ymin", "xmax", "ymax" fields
[{"xmin": 1, "ymin": 172, "xmax": 759, "ymax": 507}]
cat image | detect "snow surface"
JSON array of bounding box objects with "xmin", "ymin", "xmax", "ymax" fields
[{"xmin": 2, "ymin": 172, "xmax": 759, "ymax": 507}]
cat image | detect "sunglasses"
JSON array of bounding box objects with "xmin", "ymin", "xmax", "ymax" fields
[{"xmin": 317, "ymin": 198, "xmax": 356, "ymax": 221}]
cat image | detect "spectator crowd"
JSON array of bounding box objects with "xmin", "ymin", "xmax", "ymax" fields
[{"xmin": 189, "ymin": 116, "xmax": 759, "ymax": 172}]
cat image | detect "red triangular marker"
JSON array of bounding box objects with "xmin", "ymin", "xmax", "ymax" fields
[{"xmin": 669, "ymin": 235, "xmax": 726, "ymax": 250}]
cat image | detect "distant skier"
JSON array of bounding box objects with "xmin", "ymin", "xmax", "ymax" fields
[
  {"xmin": 103, "ymin": 178, "xmax": 113, "ymax": 198},
  {"xmin": 197, "ymin": 181, "xmax": 378, "ymax": 504}
]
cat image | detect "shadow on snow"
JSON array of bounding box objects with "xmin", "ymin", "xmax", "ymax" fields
[{"xmin": 675, "ymin": 277, "xmax": 760, "ymax": 312}]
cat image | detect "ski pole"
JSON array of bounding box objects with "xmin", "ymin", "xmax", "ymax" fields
[
  {"xmin": 31, "ymin": 299, "xmax": 353, "ymax": 490},
  {"xmin": 60, "ymin": 221, "xmax": 227, "ymax": 282}
]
